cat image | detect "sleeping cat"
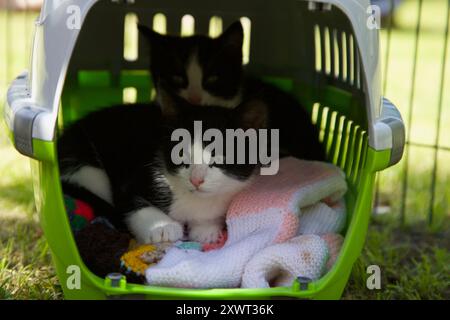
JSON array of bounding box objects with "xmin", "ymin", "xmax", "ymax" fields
[
  {"xmin": 138, "ymin": 21, "xmax": 326, "ymax": 161},
  {"xmin": 58, "ymin": 92, "xmax": 268, "ymax": 244}
]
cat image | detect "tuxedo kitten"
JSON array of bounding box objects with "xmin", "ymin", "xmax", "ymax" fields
[
  {"xmin": 138, "ymin": 21, "xmax": 243, "ymax": 108},
  {"xmin": 58, "ymin": 95, "xmax": 267, "ymax": 244},
  {"xmin": 139, "ymin": 21, "xmax": 326, "ymax": 161}
]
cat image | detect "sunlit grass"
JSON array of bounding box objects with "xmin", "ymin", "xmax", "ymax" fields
[
  {"xmin": 377, "ymin": 0, "xmax": 450, "ymax": 227},
  {"xmin": 381, "ymin": 0, "xmax": 450, "ymax": 148}
]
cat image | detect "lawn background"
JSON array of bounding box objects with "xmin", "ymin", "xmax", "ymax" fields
[{"xmin": 0, "ymin": 0, "xmax": 449, "ymax": 299}]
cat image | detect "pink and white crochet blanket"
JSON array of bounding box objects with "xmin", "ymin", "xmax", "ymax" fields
[{"xmin": 145, "ymin": 157, "xmax": 347, "ymax": 288}]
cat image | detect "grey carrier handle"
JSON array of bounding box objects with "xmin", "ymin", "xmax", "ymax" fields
[{"xmin": 373, "ymin": 98, "xmax": 405, "ymax": 167}]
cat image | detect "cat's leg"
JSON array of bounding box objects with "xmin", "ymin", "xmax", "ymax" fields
[
  {"xmin": 61, "ymin": 165, "xmax": 113, "ymax": 205},
  {"xmin": 126, "ymin": 207, "xmax": 184, "ymax": 244},
  {"xmin": 188, "ymin": 218, "xmax": 224, "ymax": 243}
]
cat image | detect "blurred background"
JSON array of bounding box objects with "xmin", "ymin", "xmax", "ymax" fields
[{"xmin": 0, "ymin": 0, "xmax": 448, "ymax": 299}]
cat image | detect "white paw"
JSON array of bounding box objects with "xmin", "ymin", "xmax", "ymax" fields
[
  {"xmin": 127, "ymin": 207, "xmax": 184, "ymax": 244},
  {"xmin": 189, "ymin": 223, "xmax": 222, "ymax": 244},
  {"xmin": 148, "ymin": 221, "xmax": 184, "ymax": 243}
]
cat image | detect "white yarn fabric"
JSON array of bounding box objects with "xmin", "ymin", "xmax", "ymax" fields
[
  {"xmin": 297, "ymin": 200, "xmax": 346, "ymax": 235},
  {"xmin": 145, "ymin": 207, "xmax": 297, "ymax": 288},
  {"xmin": 241, "ymin": 234, "xmax": 329, "ymax": 288}
]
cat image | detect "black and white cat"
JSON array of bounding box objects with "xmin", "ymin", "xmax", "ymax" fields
[
  {"xmin": 58, "ymin": 93, "xmax": 268, "ymax": 244},
  {"xmin": 138, "ymin": 21, "xmax": 244, "ymax": 108},
  {"xmin": 138, "ymin": 21, "xmax": 326, "ymax": 161}
]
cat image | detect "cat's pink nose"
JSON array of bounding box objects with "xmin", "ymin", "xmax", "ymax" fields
[
  {"xmin": 190, "ymin": 177, "xmax": 204, "ymax": 188},
  {"xmin": 188, "ymin": 95, "xmax": 202, "ymax": 105}
]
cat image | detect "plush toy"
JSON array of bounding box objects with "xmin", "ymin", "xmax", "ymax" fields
[
  {"xmin": 64, "ymin": 195, "xmax": 95, "ymax": 232},
  {"xmin": 64, "ymin": 195, "xmax": 133, "ymax": 279},
  {"xmin": 120, "ymin": 242, "xmax": 172, "ymax": 281},
  {"xmin": 74, "ymin": 221, "xmax": 132, "ymax": 278}
]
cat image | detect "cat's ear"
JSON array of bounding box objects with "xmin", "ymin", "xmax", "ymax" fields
[
  {"xmin": 219, "ymin": 21, "xmax": 244, "ymax": 49},
  {"xmin": 233, "ymin": 99, "xmax": 269, "ymax": 130},
  {"xmin": 138, "ymin": 24, "xmax": 165, "ymax": 45}
]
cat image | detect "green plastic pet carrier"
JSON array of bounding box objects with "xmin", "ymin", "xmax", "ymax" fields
[{"xmin": 4, "ymin": 0, "xmax": 405, "ymax": 299}]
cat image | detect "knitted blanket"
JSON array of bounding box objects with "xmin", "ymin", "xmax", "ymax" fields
[{"xmin": 145, "ymin": 157, "xmax": 347, "ymax": 288}]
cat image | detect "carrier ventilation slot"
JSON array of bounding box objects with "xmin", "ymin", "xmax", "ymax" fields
[
  {"xmin": 209, "ymin": 16, "xmax": 223, "ymax": 38},
  {"xmin": 341, "ymin": 32, "xmax": 348, "ymax": 82},
  {"xmin": 333, "ymin": 29, "xmax": 339, "ymax": 79},
  {"xmin": 314, "ymin": 25, "xmax": 363, "ymax": 89},
  {"xmin": 123, "ymin": 13, "xmax": 138, "ymax": 61},
  {"xmin": 153, "ymin": 13, "xmax": 167, "ymax": 34},
  {"xmin": 123, "ymin": 87, "xmax": 137, "ymax": 104},
  {"xmin": 181, "ymin": 14, "xmax": 195, "ymax": 36},
  {"xmin": 314, "ymin": 25, "xmax": 321, "ymax": 72},
  {"xmin": 240, "ymin": 17, "xmax": 251, "ymax": 65},
  {"xmin": 312, "ymin": 103, "xmax": 368, "ymax": 185},
  {"xmin": 347, "ymin": 33, "xmax": 354, "ymax": 85},
  {"xmin": 323, "ymin": 27, "xmax": 331, "ymax": 75}
]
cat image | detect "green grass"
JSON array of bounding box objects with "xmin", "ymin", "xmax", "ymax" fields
[
  {"xmin": 0, "ymin": 134, "xmax": 62, "ymax": 299},
  {"xmin": 0, "ymin": 0, "xmax": 449, "ymax": 299},
  {"xmin": 344, "ymin": 215, "xmax": 450, "ymax": 299}
]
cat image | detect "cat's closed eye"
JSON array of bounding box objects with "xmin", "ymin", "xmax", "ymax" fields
[{"xmin": 176, "ymin": 148, "xmax": 191, "ymax": 167}]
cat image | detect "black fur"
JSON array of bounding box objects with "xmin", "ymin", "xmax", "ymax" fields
[
  {"xmin": 159, "ymin": 94, "xmax": 268, "ymax": 181},
  {"xmin": 58, "ymin": 99, "xmax": 266, "ymax": 231},
  {"xmin": 138, "ymin": 21, "xmax": 243, "ymax": 100},
  {"xmin": 58, "ymin": 104, "xmax": 170, "ymax": 230},
  {"xmin": 243, "ymin": 78, "xmax": 325, "ymax": 161},
  {"xmin": 139, "ymin": 21, "xmax": 326, "ymax": 162}
]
